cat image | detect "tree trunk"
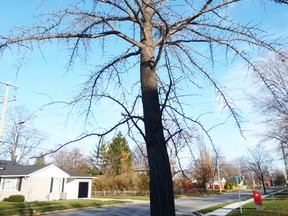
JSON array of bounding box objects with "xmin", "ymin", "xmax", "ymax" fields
[
  {"xmin": 280, "ymin": 141, "xmax": 288, "ymax": 181},
  {"xmin": 11, "ymin": 133, "xmax": 19, "ymax": 162},
  {"xmin": 140, "ymin": 51, "xmax": 175, "ymax": 215},
  {"xmin": 261, "ymin": 175, "xmax": 267, "ymax": 194},
  {"xmin": 140, "ymin": 2, "xmax": 175, "ymax": 215}
]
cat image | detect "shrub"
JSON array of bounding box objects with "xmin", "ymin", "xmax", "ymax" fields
[
  {"xmin": 136, "ymin": 173, "xmax": 149, "ymax": 192},
  {"xmin": 224, "ymin": 182, "xmax": 230, "ymax": 189},
  {"xmin": 2, "ymin": 197, "xmax": 9, "ymax": 202},
  {"xmin": 93, "ymin": 172, "xmax": 138, "ymax": 191},
  {"xmin": 8, "ymin": 195, "xmax": 25, "ymax": 202}
]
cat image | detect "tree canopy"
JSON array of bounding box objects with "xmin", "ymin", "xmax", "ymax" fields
[{"xmin": 0, "ymin": 1, "xmax": 287, "ymax": 215}]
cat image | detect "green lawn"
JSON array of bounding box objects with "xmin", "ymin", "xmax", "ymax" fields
[
  {"xmin": 228, "ymin": 190, "xmax": 288, "ymax": 216},
  {"xmin": 0, "ymin": 199, "xmax": 126, "ymax": 216}
]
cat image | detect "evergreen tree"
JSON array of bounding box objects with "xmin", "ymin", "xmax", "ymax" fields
[
  {"xmin": 107, "ymin": 132, "xmax": 132, "ymax": 175},
  {"xmin": 95, "ymin": 132, "xmax": 132, "ymax": 176},
  {"xmin": 34, "ymin": 152, "xmax": 46, "ymax": 165}
]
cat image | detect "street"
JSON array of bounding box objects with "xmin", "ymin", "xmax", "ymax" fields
[{"xmin": 48, "ymin": 191, "xmax": 253, "ymax": 216}]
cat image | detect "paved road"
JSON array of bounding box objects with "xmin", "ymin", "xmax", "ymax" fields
[
  {"xmin": 45, "ymin": 200, "xmax": 149, "ymax": 216},
  {"xmin": 48, "ymin": 191, "xmax": 253, "ymax": 216}
]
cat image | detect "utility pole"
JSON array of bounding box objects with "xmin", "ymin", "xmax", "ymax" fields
[
  {"xmin": 0, "ymin": 81, "xmax": 17, "ymax": 143},
  {"xmin": 217, "ymin": 163, "xmax": 222, "ymax": 192}
]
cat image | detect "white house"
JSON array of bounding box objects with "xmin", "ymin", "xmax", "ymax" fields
[
  {"xmin": 0, "ymin": 160, "xmax": 93, "ymax": 202},
  {"xmin": 213, "ymin": 177, "xmax": 227, "ymax": 189}
]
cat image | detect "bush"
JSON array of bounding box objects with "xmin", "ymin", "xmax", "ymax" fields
[
  {"xmin": 8, "ymin": 195, "xmax": 25, "ymax": 202},
  {"xmin": 2, "ymin": 197, "xmax": 9, "ymax": 202},
  {"xmin": 93, "ymin": 172, "xmax": 139, "ymax": 191}
]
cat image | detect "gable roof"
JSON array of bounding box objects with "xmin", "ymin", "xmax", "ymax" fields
[{"xmin": 0, "ymin": 160, "xmax": 92, "ymax": 178}]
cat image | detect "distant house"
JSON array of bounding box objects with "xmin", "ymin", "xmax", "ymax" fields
[
  {"xmin": 0, "ymin": 160, "xmax": 93, "ymax": 202},
  {"xmin": 213, "ymin": 177, "xmax": 227, "ymax": 189}
]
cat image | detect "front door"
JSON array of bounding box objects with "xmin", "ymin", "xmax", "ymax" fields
[{"xmin": 78, "ymin": 182, "xmax": 89, "ymax": 198}]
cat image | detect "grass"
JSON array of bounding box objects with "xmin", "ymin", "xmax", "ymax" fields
[
  {"xmin": 196, "ymin": 189, "xmax": 288, "ymax": 215},
  {"xmin": 227, "ymin": 189, "xmax": 288, "ymax": 216},
  {"xmin": 0, "ymin": 199, "xmax": 126, "ymax": 216}
]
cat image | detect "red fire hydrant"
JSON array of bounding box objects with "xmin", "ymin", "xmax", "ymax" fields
[{"xmin": 252, "ymin": 190, "xmax": 262, "ymax": 210}]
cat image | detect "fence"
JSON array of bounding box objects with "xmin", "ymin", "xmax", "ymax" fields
[
  {"xmin": 93, "ymin": 188, "xmax": 206, "ymax": 196},
  {"xmin": 92, "ymin": 191, "xmax": 150, "ymax": 196}
]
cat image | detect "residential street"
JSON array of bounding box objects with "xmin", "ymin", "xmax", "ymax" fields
[{"xmin": 48, "ymin": 191, "xmax": 253, "ymax": 216}]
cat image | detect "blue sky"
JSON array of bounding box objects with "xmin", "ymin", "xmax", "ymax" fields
[{"xmin": 0, "ymin": 1, "xmax": 288, "ymax": 169}]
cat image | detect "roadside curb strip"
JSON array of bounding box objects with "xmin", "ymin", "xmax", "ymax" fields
[{"xmin": 204, "ymin": 190, "xmax": 280, "ymax": 216}]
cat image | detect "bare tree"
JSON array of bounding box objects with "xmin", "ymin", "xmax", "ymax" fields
[
  {"xmin": 252, "ymin": 51, "xmax": 288, "ymax": 180},
  {"xmin": 211, "ymin": 148, "xmax": 226, "ymax": 190},
  {"xmin": 245, "ymin": 144, "xmax": 273, "ymax": 194},
  {"xmin": 52, "ymin": 147, "xmax": 91, "ymax": 174},
  {"xmin": 0, "ymin": 1, "xmax": 287, "ymax": 215},
  {"xmin": 0, "ymin": 106, "xmax": 46, "ymax": 164},
  {"xmin": 221, "ymin": 163, "xmax": 239, "ymax": 179}
]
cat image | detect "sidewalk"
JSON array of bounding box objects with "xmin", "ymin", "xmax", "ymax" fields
[{"xmin": 205, "ymin": 195, "xmax": 269, "ymax": 216}]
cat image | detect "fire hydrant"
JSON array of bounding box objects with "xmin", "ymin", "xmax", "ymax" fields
[{"xmin": 252, "ymin": 190, "xmax": 262, "ymax": 210}]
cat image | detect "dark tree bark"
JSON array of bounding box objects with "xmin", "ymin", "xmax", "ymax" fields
[{"xmin": 140, "ymin": 3, "xmax": 175, "ymax": 214}]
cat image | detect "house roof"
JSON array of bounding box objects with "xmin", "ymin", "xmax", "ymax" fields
[
  {"xmin": 64, "ymin": 169, "xmax": 93, "ymax": 178},
  {"xmin": 0, "ymin": 160, "xmax": 48, "ymax": 176},
  {"xmin": 0, "ymin": 160, "xmax": 92, "ymax": 178}
]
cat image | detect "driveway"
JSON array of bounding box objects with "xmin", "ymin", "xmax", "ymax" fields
[{"xmin": 49, "ymin": 191, "xmax": 253, "ymax": 216}]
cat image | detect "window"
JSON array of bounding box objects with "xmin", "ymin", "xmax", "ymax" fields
[
  {"xmin": 50, "ymin": 177, "xmax": 62, "ymax": 193},
  {"xmin": 0, "ymin": 178, "xmax": 21, "ymax": 191}
]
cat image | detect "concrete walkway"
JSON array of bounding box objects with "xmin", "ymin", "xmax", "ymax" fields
[{"xmin": 205, "ymin": 195, "xmax": 269, "ymax": 216}]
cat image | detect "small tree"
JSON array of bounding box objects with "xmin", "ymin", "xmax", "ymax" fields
[
  {"xmin": 191, "ymin": 141, "xmax": 213, "ymax": 191},
  {"xmin": 245, "ymin": 144, "xmax": 273, "ymax": 194}
]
